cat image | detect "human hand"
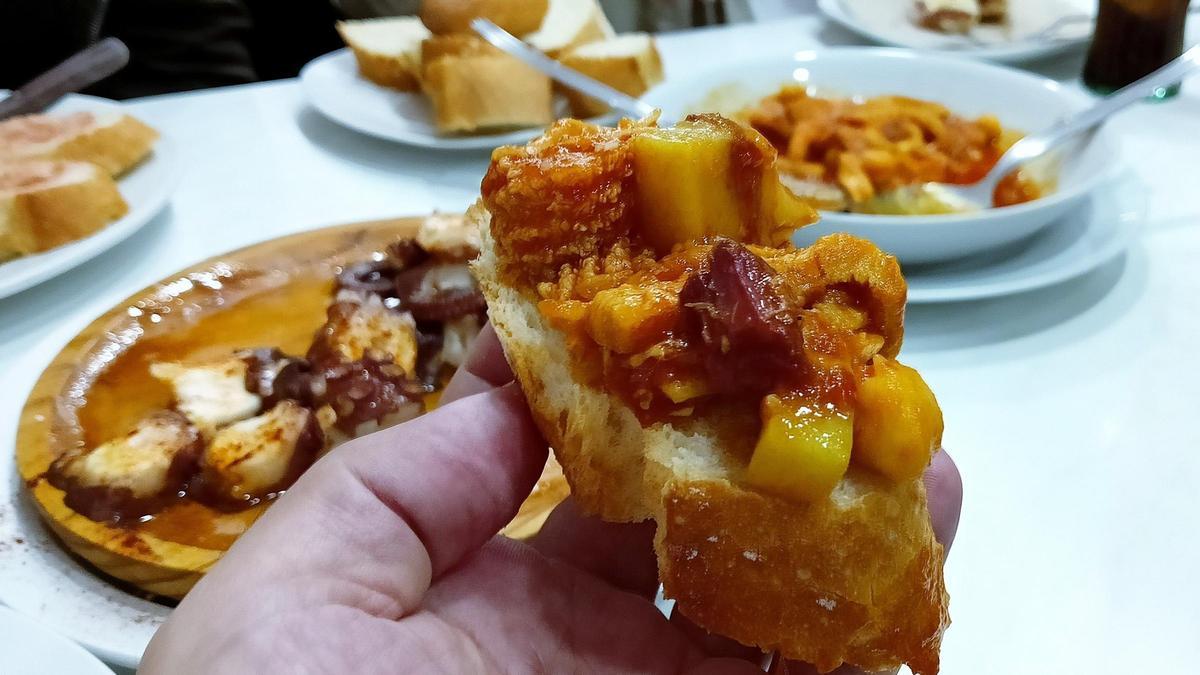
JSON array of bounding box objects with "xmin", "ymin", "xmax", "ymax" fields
[{"xmin": 141, "ymin": 326, "xmax": 962, "ymax": 674}]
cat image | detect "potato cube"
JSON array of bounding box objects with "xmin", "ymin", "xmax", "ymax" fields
[
  {"xmin": 745, "ymin": 395, "xmax": 852, "ymax": 502},
  {"xmin": 853, "ymin": 356, "xmax": 943, "ymax": 482},
  {"xmin": 632, "ymin": 123, "xmax": 743, "ymax": 253},
  {"xmin": 586, "ymin": 282, "xmax": 678, "ymax": 354}
]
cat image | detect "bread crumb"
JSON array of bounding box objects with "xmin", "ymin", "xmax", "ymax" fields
[
  {"xmin": 685, "ymin": 548, "xmax": 699, "ymax": 560},
  {"xmin": 816, "ymin": 597, "xmax": 837, "ymax": 611},
  {"xmin": 706, "ymin": 535, "xmax": 719, "ymax": 542},
  {"xmin": 742, "ymin": 550, "xmax": 759, "ymax": 561}
]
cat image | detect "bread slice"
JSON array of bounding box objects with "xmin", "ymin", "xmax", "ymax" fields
[
  {"xmin": 0, "ymin": 111, "xmax": 157, "ymax": 177},
  {"xmin": 471, "ymin": 200, "xmax": 948, "ymax": 674},
  {"xmin": 469, "ymin": 114, "xmax": 949, "ymax": 672},
  {"xmin": 420, "ymin": 0, "xmax": 550, "ymax": 36},
  {"xmin": 420, "ymin": 34, "xmax": 553, "ymax": 134},
  {"xmin": 527, "ymin": 0, "xmax": 615, "ymax": 57},
  {"xmin": 336, "ymin": 16, "xmax": 430, "ymax": 91},
  {"xmin": 559, "ymin": 33, "xmax": 664, "ymax": 118},
  {"xmin": 0, "ymin": 160, "xmax": 127, "ymax": 257}
]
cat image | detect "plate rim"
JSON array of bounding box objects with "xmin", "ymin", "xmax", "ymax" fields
[
  {"xmin": 0, "ymin": 95, "xmax": 181, "ymax": 299},
  {"xmin": 0, "ymin": 216, "xmax": 427, "ymax": 669},
  {"xmin": 904, "ymin": 175, "xmax": 1146, "ymax": 303},
  {"xmin": 0, "ymin": 605, "xmax": 114, "ymax": 674},
  {"xmin": 816, "ymin": 0, "xmax": 1091, "ymax": 62},
  {"xmin": 300, "ymin": 48, "xmax": 606, "ymax": 150}
]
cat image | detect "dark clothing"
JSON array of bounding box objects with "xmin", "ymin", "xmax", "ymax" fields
[{"xmin": 0, "ymin": 0, "xmax": 342, "ymax": 99}]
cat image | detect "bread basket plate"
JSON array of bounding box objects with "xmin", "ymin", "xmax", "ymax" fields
[
  {"xmin": 1, "ymin": 216, "xmax": 566, "ymax": 668},
  {"xmin": 818, "ymin": 0, "xmax": 1094, "ymax": 63},
  {"xmin": 0, "ymin": 93, "xmax": 180, "ymax": 300},
  {"xmin": 300, "ymin": 48, "xmax": 610, "ymax": 151}
]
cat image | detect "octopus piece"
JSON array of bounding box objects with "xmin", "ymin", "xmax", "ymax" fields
[
  {"xmin": 49, "ymin": 410, "xmax": 202, "ymax": 522},
  {"xmin": 196, "ymin": 400, "xmax": 323, "ymax": 508},
  {"xmin": 307, "ymin": 292, "xmax": 419, "ymax": 375},
  {"xmin": 149, "ymin": 358, "xmax": 263, "ymax": 436}
]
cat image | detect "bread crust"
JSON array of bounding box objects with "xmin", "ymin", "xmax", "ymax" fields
[
  {"xmin": 420, "ymin": 36, "xmax": 553, "ymax": 133},
  {"xmin": 0, "ymin": 113, "xmax": 157, "ymax": 177},
  {"xmin": 470, "ymin": 201, "xmax": 949, "ymax": 673},
  {"xmin": 0, "ymin": 161, "xmax": 128, "ymax": 255},
  {"xmin": 527, "ymin": 0, "xmax": 615, "ymax": 57},
  {"xmin": 658, "ymin": 479, "xmax": 947, "ymax": 674},
  {"xmin": 420, "ymin": 0, "xmax": 549, "ymax": 36},
  {"xmin": 50, "ymin": 114, "xmax": 158, "ymax": 177},
  {"xmin": 559, "ymin": 36, "xmax": 664, "ymax": 118},
  {"xmin": 346, "ymin": 45, "xmax": 421, "ymax": 91}
]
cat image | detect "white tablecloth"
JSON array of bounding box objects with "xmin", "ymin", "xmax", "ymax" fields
[{"xmin": 2, "ymin": 13, "xmax": 1197, "ymax": 675}]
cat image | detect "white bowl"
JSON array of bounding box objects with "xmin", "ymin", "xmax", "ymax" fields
[{"xmin": 642, "ymin": 48, "xmax": 1119, "ymax": 264}]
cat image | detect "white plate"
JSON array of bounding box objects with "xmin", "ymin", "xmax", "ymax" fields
[
  {"xmin": 818, "ymin": 0, "xmax": 1094, "ymax": 63},
  {"xmin": 0, "ymin": 94, "xmax": 180, "ymax": 299},
  {"xmin": 894, "ymin": 175, "xmax": 1146, "ymax": 303},
  {"xmin": 644, "ymin": 48, "xmax": 1117, "ymax": 264},
  {"xmin": 0, "ymin": 605, "xmax": 115, "ymax": 675},
  {"xmin": 0, "ymin": 431, "xmax": 169, "ymax": 668},
  {"xmin": 300, "ymin": 48, "xmax": 604, "ymax": 150}
]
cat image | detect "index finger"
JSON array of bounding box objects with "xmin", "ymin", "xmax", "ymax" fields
[{"xmin": 439, "ymin": 322, "xmax": 515, "ymax": 404}]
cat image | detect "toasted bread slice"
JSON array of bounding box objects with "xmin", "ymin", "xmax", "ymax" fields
[
  {"xmin": 470, "ymin": 117, "xmax": 949, "ymax": 673},
  {"xmin": 420, "ymin": 34, "xmax": 553, "ymax": 134},
  {"xmin": 527, "ymin": 0, "xmax": 615, "ymax": 57},
  {"xmin": 559, "ymin": 33, "xmax": 664, "ymax": 118},
  {"xmin": 0, "ymin": 111, "xmax": 157, "ymax": 177},
  {"xmin": 337, "ymin": 16, "xmax": 430, "ymax": 91},
  {"xmin": 0, "ymin": 160, "xmax": 127, "ymax": 257},
  {"xmin": 472, "ymin": 209, "xmax": 947, "ymax": 673},
  {"xmin": 420, "ymin": 0, "xmax": 549, "ymax": 36}
]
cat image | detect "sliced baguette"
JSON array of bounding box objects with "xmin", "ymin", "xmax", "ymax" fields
[
  {"xmin": 420, "ymin": 0, "xmax": 549, "ymax": 36},
  {"xmin": 336, "ymin": 16, "xmax": 430, "ymax": 91},
  {"xmin": 0, "ymin": 111, "xmax": 157, "ymax": 177},
  {"xmin": 471, "ymin": 201, "xmax": 947, "ymax": 673},
  {"xmin": 420, "ymin": 34, "xmax": 553, "ymax": 133},
  {"xmin": 0, "ymin": 160, "xmax": 128, "ymax": 257},
  {"xmin": 559, "ymin": 33, "xmax": 664, "ymax": 118},
  {"xmin": 527, "ymin": 0, "xmax": 615, "ymax": 57}
]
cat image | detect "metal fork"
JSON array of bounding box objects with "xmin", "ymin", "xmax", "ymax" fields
[{"xmin": 470, "ymin": 18, "xmax": 659, "ymax": 120}]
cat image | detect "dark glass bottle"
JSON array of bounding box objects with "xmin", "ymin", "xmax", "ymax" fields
[{"xmin": 1082, "ymin": 0, "xmax": 1191, "ymax": 99}]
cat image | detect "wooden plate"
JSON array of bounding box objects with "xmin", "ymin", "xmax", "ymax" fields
[{"xmin": 16, "ymin": 216, "xmax": 568, "ymax": 600}]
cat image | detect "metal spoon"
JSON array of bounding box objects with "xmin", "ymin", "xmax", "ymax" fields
[{"xmin": 913, "ymin": 43, "xmax": 1199, "ymax": 211}]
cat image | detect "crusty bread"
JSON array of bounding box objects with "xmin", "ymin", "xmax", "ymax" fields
[
  {"xmin": 420, "ymin": 34, "xmax": 553, "ymax": 133},
  {"xmin": 527, "ymin": 0, "xmax": 615, "ymax": 57},
  {"xmin": 0, "ymin": 160, "xmax": 127, "ymax": 257},
  {"xmin": 559, "ymin": 33, "xmax": 664, "ymax": 118},
  {"xmin": 337, "ymin": 16, "xmax": 430, "ymax": 91},
  {"xmin": 470, "ymin": 199, "xmax": 948, "ymax": 673},
  {"xmin": 0, "ymin": 111, "xmax": 157, "ymax": 177},
  {"xmin": 420, "ymin": 0, "xmax": 549, "ymax": 36}
]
